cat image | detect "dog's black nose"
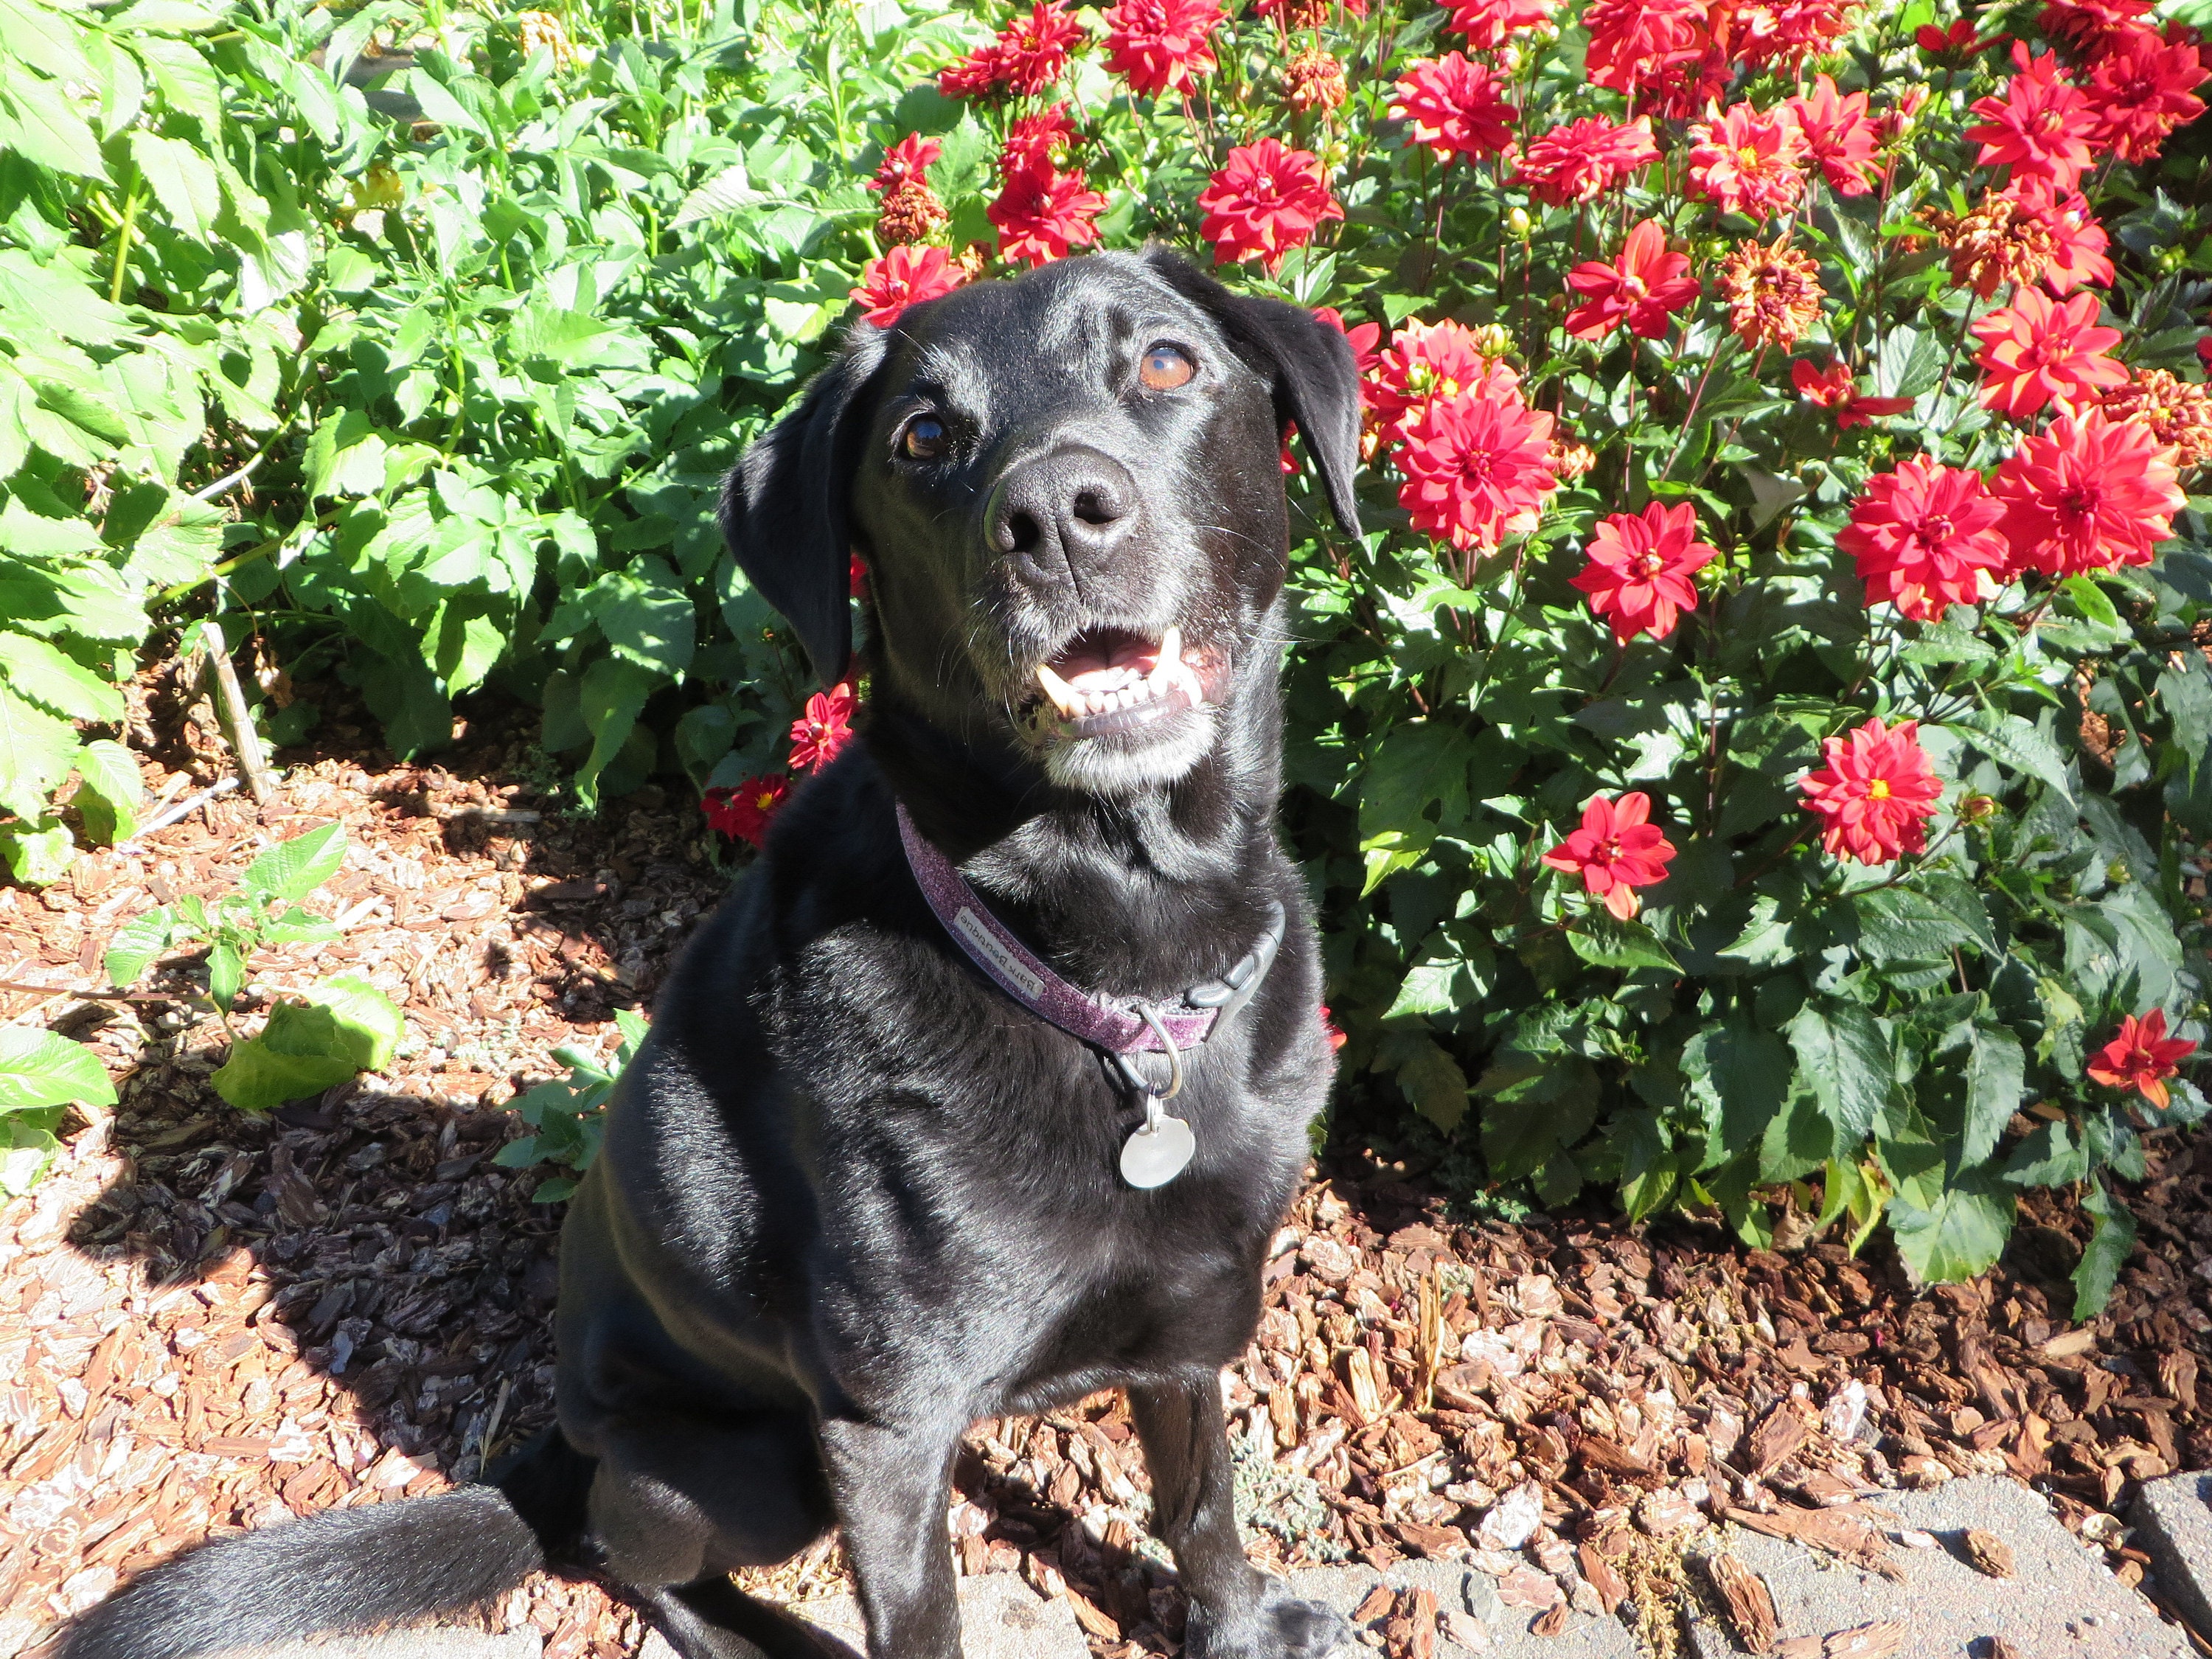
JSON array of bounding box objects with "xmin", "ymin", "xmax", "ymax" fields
[{"xmin": 987, "ymin": 445, "xmax": 1136, "ymax": 583}]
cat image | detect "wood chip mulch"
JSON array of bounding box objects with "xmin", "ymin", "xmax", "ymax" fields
[{"xmin": 3, "ymin": 692, "xmax": 2210, "ymax": 1658}]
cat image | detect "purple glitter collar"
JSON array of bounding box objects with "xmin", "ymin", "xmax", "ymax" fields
[{"xmin": 895, "ymin": 801, "xmax": 1279, "ymax": 1060}]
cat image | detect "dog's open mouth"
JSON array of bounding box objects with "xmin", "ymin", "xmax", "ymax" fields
[{"xmin": 1025, "ymin": 625, "xmax": 1221, "ymax": 738}]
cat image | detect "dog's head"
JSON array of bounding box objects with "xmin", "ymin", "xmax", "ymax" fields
[{"xmin": 723, "ymin": 247, "xmax": 1360, "ymax": 796}]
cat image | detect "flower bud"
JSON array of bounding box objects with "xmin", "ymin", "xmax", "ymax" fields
[{"xmin": 1507, "ymin": 206, "xmax": 1531, "ymax": 238}]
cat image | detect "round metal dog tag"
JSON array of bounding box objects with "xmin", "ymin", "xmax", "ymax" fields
[{"xmin": 1120, "ymin": 1113, "xmax": 1195, "ymax": 1189}]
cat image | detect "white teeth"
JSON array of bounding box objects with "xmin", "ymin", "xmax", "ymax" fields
[
  {"xmin": 1036, "ymin": 662, "xmax": 1084, "ymax": 720},
  {"xmin": 1160, "ymin": 625, "xmax": 1181, "ymax": 669}
]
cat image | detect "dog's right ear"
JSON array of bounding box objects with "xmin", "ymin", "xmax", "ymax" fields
[{"xmin": 720, "ymin": 327, "xmax": 891, "ymax": 686}]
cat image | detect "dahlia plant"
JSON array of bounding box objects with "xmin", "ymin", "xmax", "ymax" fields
[{"xmin": 759, "ymin": 0, "xmax": 2212, "ymax": 1307}]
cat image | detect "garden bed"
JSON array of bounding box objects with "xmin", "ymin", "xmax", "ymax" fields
[{"xmin": 1, "ymin": 701, "xmax": 2208, "ymax": 1659}]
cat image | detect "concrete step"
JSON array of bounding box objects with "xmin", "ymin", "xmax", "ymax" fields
[{"xmin": 1683, "ymin": 1477, "xmax": 2191, "ymax": 1658}]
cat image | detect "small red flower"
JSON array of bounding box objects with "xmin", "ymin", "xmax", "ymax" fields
[
  {"xmin": 1102, "ymin": 0, "xmax": 1222, "ymax": 97},
  {"xmin": 852, "ymin": 244, "xmax": 967, "ymax": 327},
  {"xmin": 2012, "ymin": 181, "xmax": 2116, "ymax": 293},
  {"xmin": 1971, "ymin": 288, "xmax": 2126, "ymax": 420},
  {"xmin": 1787, "ymin": 73, "xmax": 1881, "ymax": 196},
  {"xmin": 1313, "ymin": 306, "xmax": 1383, "ymax": 380},
  {"xmin": 2083, "ymin": 29, "xmax": 2208, "ymax": 164},
  {"xmin": 1798, "ymin": 717, "xmax": 1942, "ymax": 866},
  {"xmin": 1565, "ymin": 218, "xmax": 1700, "ymax": 341},
  {"xmin": 1447, "ymin": 0, "xmax": 1554, "ymax": 49},
  {"xmin": 1366, "ymin": 319, "xmax": 1522, "ymax": 440},
  {"xmin": 1570, "ymin": 501, "xmax": 1717, "ymax": 643},
  {"xmin": 1915, "ymin": 18, "xmax": 1980, "ymax": 55},
  {"xmin": 1002, "ymin": 103, "xmax": 1080, "ymax": 173},
  {"xmin": 1196, "ymin": 139, "xmax": 1342, "ymax": 271},
  {"xmin": 1542, "ymin": 792, "xmax": 1678, "ymax": 921},
  {"xmin": 1992, "ymin": 407, "xmax": 2186, "ymax": 577},
  {"xmin": 1965, "ymin": 42, "xmax": 2099, "ymax": 192},
  {"xmin": 1395, "ymin": 388, "xmax": 1557, "ymax": 553},
  {"xmin": 988, "ymin": 161, "xmax": 1109, "ymax": 268},
  {"xmin": 703, "ymin": 773, "xmax": 792, "ymax": 849},
  {"xmin": 1512, "ymin": 116, "xmax": 1660, "ymax": 206},
  {"xmin": 1792, "ymin": 359, "xmax": 1914, "ymax": 428},
  {"xmin": 1686, "ymin": 102, "xmax": 1809, "ymax": 221},
  {"xmin": 1319, "ymin": 1003, "xmax": 1348, "ymax": 1051},
  {"xmin": 870, "ymin": 134, "xmax": 942, "ymax": 192},
  {"xmin": 937, "ymin": 1, "xmax": 1086, "ymax": 97},
  {"xmin": 1391, "ymin": 52, "xmax": 1519, "ymax": 162},
  {"xmin": 1584, "ymin": 0, "xmax": 1716, "ymax": 116},
  {"xmin": 787, "ymin": 682, "xmax": 858, "ymax": 773},
  {"xmin": 1837, "ymin": 456, "xmax": 2009, "ymax": 622},
  {"xmin": 2087, "ymin": 1008, "xmax": 2197, "ymax": 1109},
  {"xmin": 2039, "ymin": 0, "xmax": 2154, "ymax": 58}
]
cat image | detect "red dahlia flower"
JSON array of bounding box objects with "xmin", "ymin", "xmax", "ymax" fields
[
  {"xmin": 1971, "ymin": 288, "xmax": 2126, "ymax": 420},
  {"xmin": 2083, "ymin": 29, "xmax": 2208, "ymax": 164},
  {"xmin": 1543, "ymin": 792, "xmax": 1678, "ymax": 921},
  {"xmin": 1512, "ymin": 116, "xmax": 1660, "ymax": 206},
  {"xmin": 870, "ymin": 134, "xmax": 942, "ymax": 192},
  {"xmin": 1392, "ymin": 52, "xmax": 1519, "ymax": 162},
  {"xmin": 704, "ymin": 774, "xmax": 791, "ymax": 849},
  {"xmin": 1992, "ymin": 408, "xmax": 2185, "ymax": 576},
  {"xmin": 988, "ymin": 161, "xmax": 1107, "ymax": 268},
  {"xmin": 2087, "ymin": 1008, "xmax": 2197, "ymax": 1109},
  {"xmin": 1196, "ymin": 139, "xmax": 1342, "ymax": 271},
  {"xmin": 1366, "ymin": 319, "xmax": 1522, "ymax": 439},
  {"xmin": 1314, "ymin": 307, "xmax": 1383, "ymax": 379},
  {"xmin": 1837, "ymin": 457, "xmax": 2009, "ymax": 622},
  {"xmin": 1394, "ymin": 390, "xmax": 1557, "ymax": 552},
  {"xmin": 2013, "ymin": 180, "xmax": 2115, "ymax": 293},
  {"xmin": 1252, "ymin": 0, "xmax": 1366, "ymax": 21},
  {"xmin": 1965, "ymin": 43, "xmax": 2099, "ymax": 192},
  {"xmin": 1686, "ymin": 103, "xmax": 1809, "ymax": 221},
  {"xmin": 2039, "ymin": 0, "xmax": 2154, "ymax": 58},
  {"xmin": 1570, "ymin": 502, "xmax": 1717, "ymax": 642},
  {"xmin": 1447, "ymin": 0, "xmax": 1554, "ymax": 49},
  {"xmin": 1583, "ymin": 0, "xmax": 1712, "ymax": 114},
  {"xmin": 938, "ymin": 1, "xmax": 1085, "ymax": 98},
  {"xmin": 1729, "ymin": 0, "xmax": 1859, "ymax": 72},
  {"xmin": 1798, "ymin": 717, "xmax": 1941, "ymax": 866},
  {"xmin": 1002, "ymin": 103, "xmax": 1079, "ymax": 173},
  {"xmin": 788, "ymin": 682, "xmax": 858, "ymax": 773},
  {"xmin": 1916, "ymin": 18, "xmax": 1980, "ymax": 55},
  {"xmin": 852, "ymin": 245, "xmax": 967, "ymax": 327},
  {"xmin": 1791, "ymin": 359, "xmax": 1913, "ymax": 428},
  {"xmin": 1102, "ymin": 0, "xmax": 1222, "ymax": 97},
  {"xmin": 1787, "ymin": 74, "xmax": 1881, "ymax": 196},
  {"xmin": 1564, "ymin": 218, "xmax": 1700, "ymax": 341}
]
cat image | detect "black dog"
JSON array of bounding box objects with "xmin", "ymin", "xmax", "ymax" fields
[{"xmin": 64, "ymin": 246, "xmax": 1363, "ymax": 1659}]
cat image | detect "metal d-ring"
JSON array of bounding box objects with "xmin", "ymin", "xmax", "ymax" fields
[{"xmin": 1135, "ymin": 1005, "xmax": 1185, "ymax": 1102}]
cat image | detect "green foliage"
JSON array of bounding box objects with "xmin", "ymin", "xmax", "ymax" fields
[
  {"xmin": 110, "ymin": 822, "xmax": 400, "ymax": 1113},
  {"xmin": 0, "ymin": 1026, "xmax": 116, "ymax": 1194},
  {"xmin": 493, "ymin": 1007, "xmax": 645, "ymax": 1201}
]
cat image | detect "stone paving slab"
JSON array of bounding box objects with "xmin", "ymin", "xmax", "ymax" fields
[
  {"xmin": 633, "ymin": 1572, "xmax": 1080, "ymax": 1659},
  {"xmin": 2133, "ymin": 1472, "xmax": 2212, "ymax": 1639},
  {"xmin": 1684, "ymin": 1478, "xmax": 2190, "ymax": 1659},
  {"xmin": 1284, "ymin": 1558, "xmax": 1641, "ymax": 1658},
  {"xmin": 220, "ymin": 1632, "xmax": 542, "ymax": 1659}
]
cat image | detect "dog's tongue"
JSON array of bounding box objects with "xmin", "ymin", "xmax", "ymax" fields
[{"xmin": 1054, "ymin": 628, "xmax": 1161, "ymax": 692}]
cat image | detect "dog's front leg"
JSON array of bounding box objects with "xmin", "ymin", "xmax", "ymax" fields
[
  {"xmin": 1130, "ymin": 1378, "xmax": 1354, "ymax": 1659},
  {"xmin": 818, "ymin": 1416, "xmax": 964, "ymax": 1658}
]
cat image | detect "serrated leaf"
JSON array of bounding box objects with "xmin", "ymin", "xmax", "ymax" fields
[
  {"xmin": 209, "ymin": 1000, "xmax": 366, "ymax": 1112},
  {"xmin": 1, "ymin": 631, "xmax": 122, "ymax": 722},
  {"xmin": 1565, "ymin": 914, "xmax": 1682, "ymax": 973},
  {"xmin": 0, "ymin": 683, "xmax": 81, "ymax": 821},
  {"xmin": 128, "ymin": 130, "xmax": 221, "ymax": 243},
  {"xmin": 1851, "ymin": 886, "xmax": 1975, "ymax": 963},
  {"xmin": 240, "ymin": 821, "xmax": 346, "ymax": 904},
  {"xmin": 301, "ymin": 973, "xmax": 403, "ymax": 1072},
  {"xmin": 73, "ymin": 737, "xmax": 139, "ymax": 844},
  {"xmin": 672, "ymin": 163, "xmax": 768, "ymax": 226},
  {"xmin": 1786, "ymin": 1000, "xmax": 1893, "ymax": 1144},
  {"xmin": 2073, "ymin": 1177, "xmax": 2136, "ymax": 1318},
  {"xmin": 105, "ymin": 908, "xmax": 173, "ymax": 987},
  {"xmin": 1961, "ymin": 1024, "xmax": 2025, "ymax": 1169},
  {"xmin": 1390, "ymin": 1033, "xmax": 1469, "ymax": 1133},
  {"xmin": 1889, "ymin": 1174, "xmax": 2014, "ymax": 1286},
  {"xmin": 1955, "ymin": 709, "xmax": 2076, "ymax": 804},
  {"xmin": 0, "ymin": 1026, "xmax": 115, "ymax": 1113},
  {"xmin": 0, "ymin": 815, "xmax": 72, "ymax": 886}
]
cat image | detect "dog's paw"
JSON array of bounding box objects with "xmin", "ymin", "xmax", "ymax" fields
[{"xmin": 1188, "ymin": 1592, "xmax": 1356, "ymax": 1659}]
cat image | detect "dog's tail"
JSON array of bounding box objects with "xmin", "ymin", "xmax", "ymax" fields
[{"xmin": 60, "ymin": 1430, "xmax": 595, "ymax": 1659}]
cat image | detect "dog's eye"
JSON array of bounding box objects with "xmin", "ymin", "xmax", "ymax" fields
[
  {"xmin": 900, "ymin": 415, "xmax": 948, "ymax": 462},
  {"xmin": 1138, "ymin": 345, "xmax": 1195, "ymax": 392}
]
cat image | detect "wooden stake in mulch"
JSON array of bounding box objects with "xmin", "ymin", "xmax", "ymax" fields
[{"xmin": 199, "ymin": 639, "xmax": 278, "ymax": 805}]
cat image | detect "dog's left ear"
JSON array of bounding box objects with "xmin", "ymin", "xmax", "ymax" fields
[
  {"xmin": 1141, "ymin": 246, "xmax": 1363, "ymax": 538},
  {"xmin": 720, "ymin": 326, "xmax": 891, "ymax": 686}
]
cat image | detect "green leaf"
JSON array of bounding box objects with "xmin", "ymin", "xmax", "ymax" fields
[
  {"xmin": 1786, "ymin": 1000, "xmax": 1894, "ymax": 1144},
  {"xmin": 0, "ymin": 684, "xmax": 81, "ymax": 821},
  {"xmin": 1955, "ymin": 709, "xmax": 2076, "ymax": 804},
  {"xmin": 72, "ymin": 737, "xmax": 140, "ymax": 844},
  {"xmin": 209, "ymin": 1001, "xmax": 366, "ymax": 1112},
  {"xmin": 2004, "ymin": 1119, "xmax": 2090, "ymax": 1186},
  {"xmin": 0, "ymin": 1026, "xmax": 115, "ymax": 1112},
  {"xmin": 1851, "ymin": 886, "xmax": 1975, "ymax": 963},
  {"xmin": 240, "ymin": 821, "xmax": 346, "ymax": 904},
  {"xmin": 0, "ymin": 63, "xmax": 108, "ymax": 179},
  {"xmin": 206, "ymin": 938, "xmax": 243, "ymax": 1011},
  {"xmin": 1683, "ymin": 1018, "xmax": 1792, "ymax": 1155},
  {"xmin": 128, "ymin": 130, "xmax": 221, "ymax": 243},
  {"xmin": 2072, "ymin": 1177, "xmax": 2136, "ymax": 1319},
  {"xmin": 1, "ymin": 631, "xmax": 123, "ymax": 722},
  {"xmin": 1564, "ymin": 914, "xmax": 1681, "ymax": 973},
  {"xmin": 0, "ymin": 815, "xmax": 71, "ymax": 885},
  {"xmin": 1889, "ymin": 1174, "xmax": 2014, "ymax": 1286},
  {"xmin": 300, "ymin": 973, "xmax": 403, "ymax": 1072},
  {"xmin": 591, "ymin": 557, "xmax": 695, "ymax": 678},
  {"xmin": 105, "ymin": 908, "xmax": 173, "ymax": 986},
  {"xmin": 1961, "ymin": 1023, "xmax": 2025, "ymax": 1170},
  {"xmin": 0, "ymin": 1110, "xmax": 61, "ymax": 1197},
  {"xmin": 1386, "ymin": 1032, "xmax": 1469, "ymax": 1133}
]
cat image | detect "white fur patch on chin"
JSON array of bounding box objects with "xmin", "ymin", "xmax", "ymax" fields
[{"xmin": 1040, "ymin": 707, "xmax": 1217, "ymax": 796}]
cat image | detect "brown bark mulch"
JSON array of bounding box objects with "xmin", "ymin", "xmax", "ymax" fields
[{"xmin": 2, "ymin": 692, "xmax": 2210, "ymax": 1658}]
